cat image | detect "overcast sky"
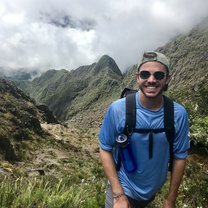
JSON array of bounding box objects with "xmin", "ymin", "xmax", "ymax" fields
[{"xmin": 0, "ymin": 0, "xmax": 208, "ymax": 73}]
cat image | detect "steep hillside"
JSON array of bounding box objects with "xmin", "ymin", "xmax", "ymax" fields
[
  {"xmin": 161, "ymin": 17, "xmax": 208, "ymax": 87},
  {"xmin": 0, "ymin": 79, "xmax": 54, "ymax": 162},
  {"xmin": 0, "ymin": 79, "xmax": 99, "ymax": 177},
  {"xmin": 156, "ymin": 20, "xmax": 208, "ymax": 117},
  {"xmin": 24, "ymin": 55, "xmax": 123, "ymax": 121},
  {"xmin": 0, "ymin": 79, "xmax": 103, "ymax": 207}
]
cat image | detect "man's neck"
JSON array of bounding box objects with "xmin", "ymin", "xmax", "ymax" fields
[{"xmin": 138, "ymin": 93, "xmax": 163, "ymax": 111}]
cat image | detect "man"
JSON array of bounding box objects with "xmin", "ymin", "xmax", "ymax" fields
[{"xmin": 99, "ymin": 51, "xmax": 190, "ymax": 208}]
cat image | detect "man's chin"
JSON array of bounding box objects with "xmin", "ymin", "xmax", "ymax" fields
[
  {"xmin": 140, "ymin": 88, "xmax": 163, "ymax": 98},
  {"xmin": 144, "ymin": 93, "xmax": 159, "ymax": 98}
]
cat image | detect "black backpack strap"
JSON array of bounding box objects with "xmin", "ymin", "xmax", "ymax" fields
[
  {"xmin": 163, "ymin": 96, "xmax": 175, "ymax": 172},
  {"xmin": 116, "ymin": 93, "xmax": 136, "ymax": 171},
  {"xmin": 120, "ymin": 87, "xmax": 138, "ymax": 98},
  {"xmin": 123, "ymin": 93, "xmax": 136, "ymax": 136}
]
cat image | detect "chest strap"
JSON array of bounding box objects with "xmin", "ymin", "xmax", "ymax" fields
[{"xmin": 134, "ymin": 128, "xmax": 165, "ymax": 159}]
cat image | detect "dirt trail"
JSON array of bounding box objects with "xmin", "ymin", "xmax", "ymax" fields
[{"xmin": 25, "ymin": 123, "xmax": 100, "ymax": 176}]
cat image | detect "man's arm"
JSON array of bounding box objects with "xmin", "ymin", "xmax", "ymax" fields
[
  {"xmin": 100, "ymin": 148, "xmax": 130, "ymax": 208},
  {"xmin": 163, "ymin": 159, "xmax": 186, "ymax": 208}
]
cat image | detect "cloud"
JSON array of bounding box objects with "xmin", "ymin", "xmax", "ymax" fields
[
  {"xmin": 40, "ymin": 12, "xmax": 96, "ymax": 30},
  {"xmin": 0, "ymin": 0, "xmax": 208, "ymax": 73}
]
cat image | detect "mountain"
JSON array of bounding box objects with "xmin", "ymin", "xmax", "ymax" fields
[
  {"xmin": 22, "ymin": 55, "xmax": 123, "ymax": 121},
  {"xmin": 14, "ymin": 17, "xmax": 208, "ymax": 129}
]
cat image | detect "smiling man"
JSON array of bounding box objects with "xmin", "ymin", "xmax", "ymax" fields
[{"xmin": 99, "ymin": 51, "xmax": 190, "ymax": 208}]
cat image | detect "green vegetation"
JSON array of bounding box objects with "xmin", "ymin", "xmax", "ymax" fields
[
  {"xmin": 149, "ymin": 158, "xmax": 208, "ymax": 207},
  {"xmin": 167, "ymin": 84, "xmax": 208, "ymax": 149},
  {"xmin": 0, "ymin": 120, "xmax": 107, "ymax": 207},
  {"xmin": 0, "ymin": 168, "xmax": 106, "ymax": 208},
  {"xmin": 0, "ymin": 149, "xmax": 208, "ymax": 207},
  {"xmin": 190, "ymin": 117, "xmax": 208, "ymax": 148}
]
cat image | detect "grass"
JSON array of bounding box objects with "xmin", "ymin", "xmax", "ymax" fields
[
  {"xmin": 0, "ymin": 157, "xmax": 208, "ymax": 208},
  {"xmin": 0, "ymin": 124, "xmax": 207, "ymax": 208},
  {"xmin": 148, "ymin": 157, "xmax": 208, "ymax": 208},
  {"xmin": 0, "ymin": 165, "xmax": 106, "ymax": 208}
]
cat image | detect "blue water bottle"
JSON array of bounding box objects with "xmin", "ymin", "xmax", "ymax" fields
[{"xmin": 116, "ymin": 134, "xmax": 137, "ymax": 172}]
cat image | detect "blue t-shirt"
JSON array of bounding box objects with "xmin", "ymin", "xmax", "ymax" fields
[{"xmin": 99, "ymin": 92, "xmax": 190, "ymax": 200}]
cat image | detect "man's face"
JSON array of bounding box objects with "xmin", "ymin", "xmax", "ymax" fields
[{"xmin": 136, "ymin": 61, "xmax": 171, "ymax": 99}]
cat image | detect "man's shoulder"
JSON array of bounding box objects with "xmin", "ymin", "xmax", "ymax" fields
[
  {"xmin": 173, "ymin": 101, "xmax": 188, "ymax": 116},
  {"xmin": 111, "ymin": 97, "xmax": 126, "ymax": 108},
  {"xmin": 106, "ymin": 97, "xmax": 126, "ymax": 118}
]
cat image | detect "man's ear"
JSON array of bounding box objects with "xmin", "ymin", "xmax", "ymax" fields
[
  {"xmin": 165, "ymin": 75, "xmax": 171, "ymax": 85},
  {"xmin": 135, "ymin": 72, "xmax": 140, "ymax": 82}
]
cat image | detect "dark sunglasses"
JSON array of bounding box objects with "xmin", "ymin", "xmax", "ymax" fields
[{"xmin": 138, "ymin": 71, "xmax": 166, "ymax": 80}]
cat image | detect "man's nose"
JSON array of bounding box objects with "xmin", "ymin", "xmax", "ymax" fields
[{"xmin": 147, "ymin": 74, "xmax": 156, "ymax": 82}]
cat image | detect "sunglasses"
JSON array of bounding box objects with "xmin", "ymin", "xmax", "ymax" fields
[{"xmin": 138, "ymin": 71, "xmax": 166, "ymax": 80}]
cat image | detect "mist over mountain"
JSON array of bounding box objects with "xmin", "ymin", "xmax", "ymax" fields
[
  {"xmin": 1, "ymin": 0, "xmax": 208, "ymax": 73},
  {"xmin": 125, "ymin": 18, "xmax": 208, "ymax": 88},
  {"xmin": 160, "ymin": 21, "xmax": 208, "ymax": 87},
  {"xmin": 0, "ymin": 68, "xmax": 40, "ymax": 81},
  {"xmin": 12, "ymin": 17, "xmax": 208, "ymax": 128}
]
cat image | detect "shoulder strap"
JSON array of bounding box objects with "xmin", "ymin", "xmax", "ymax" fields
[
  {"xmin": 163, "ymin": 95, "xmax": 175, "ymax": 172},
  {"xmin": 163, "ymin": 96, "xmax": 175, "ymax": 142},
  {"xmin": 120, "ymin": 87, "xmax": 138, "ymax": 98},
  {"xmin": 123, "ymin": 93, "xmax": 136, "ymax": 136},
  {"xmin": 116, "ymin": 93, "xmax": 136, "ymax": 171}
]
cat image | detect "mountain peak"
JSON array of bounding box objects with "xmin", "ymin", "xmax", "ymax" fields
[
  {"xmin": 99, "ymin": 54, "xmax": 114, "ymax": 61},
  {"xmin": 93, "ymin": 54, "xmax": 122, "ymax": 76}
]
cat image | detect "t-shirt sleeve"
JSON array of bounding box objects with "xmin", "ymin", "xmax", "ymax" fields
[
  {"xmin": 99, "ymin": 104, "xmax": 117, "ymax": 151},
  {"xmin": 99, "ymin": 102, "xmax": 123, "ymax": 152},
  {"xmin": 173, "ymin": 105, "xmax": 190, "ymax": 159}
]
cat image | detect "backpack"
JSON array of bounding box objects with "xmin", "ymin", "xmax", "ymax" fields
[{"xmin": 116, "ymin": 87, "xmax": 175, "ymax": 172}]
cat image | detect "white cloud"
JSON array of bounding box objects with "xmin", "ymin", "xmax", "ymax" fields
[
  {"xmin": 2, "ymin": 13, "xmax": 24, "ymax": 25},
  {"xmin": 0, "ymin": 0, "xmax": 208, "ymax": 73}
]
